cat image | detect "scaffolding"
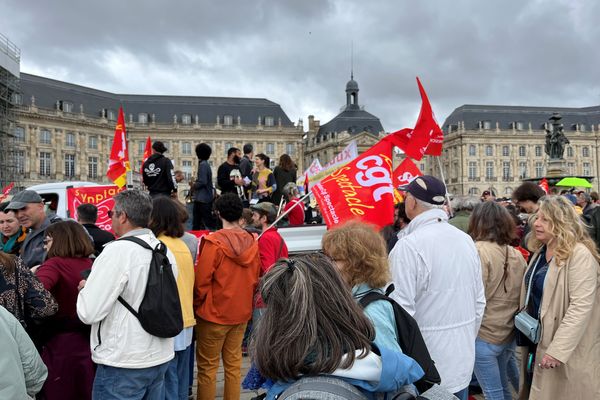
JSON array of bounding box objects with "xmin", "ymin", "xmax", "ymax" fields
[{"xmin": 0, "ymin": 32, "xmax": 21, "ymax": 191}]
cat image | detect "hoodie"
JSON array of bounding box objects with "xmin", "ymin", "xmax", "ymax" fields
[
  {"xmin": 194, "ymin": 228, "xmax": 261, "ymax": 325},
  {"xmin": 142, "ymin": 153, "xmax": 177, "ymax": 196}
]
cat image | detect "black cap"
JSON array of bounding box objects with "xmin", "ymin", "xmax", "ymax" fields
[
  {"xmin": 399, "ymin": 175, "xmax": 446, "ymax": 205},
  {"xmin": 482, "ymin": 190, "xmax": 496, "ymax": 197},
  {"xmin": 152, "ymin": 141, "xmax": 168, "ymax": 153}
]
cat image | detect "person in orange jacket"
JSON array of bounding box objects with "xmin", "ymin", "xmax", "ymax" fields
[{"xmin": 194, "ymin": 193, "xmax": 261, "ymax": 400}]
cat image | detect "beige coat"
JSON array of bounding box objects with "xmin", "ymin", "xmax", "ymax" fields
[{"xmin": 519, "ymin": 243, "xmax": 600, "ymax": 400}]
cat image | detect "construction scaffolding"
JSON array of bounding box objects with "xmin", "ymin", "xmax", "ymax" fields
[{"xmin": 0, "ymin": 32, "xmax": 21, "ymax": 191}]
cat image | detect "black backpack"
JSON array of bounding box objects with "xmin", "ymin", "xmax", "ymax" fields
[
  {"xmin": 358, "ymin": 285, "xmax": 441, "ymax": 394},
  {"xmin": 117, "ymin": 236, "xmax": 183, "ymax": 338}
]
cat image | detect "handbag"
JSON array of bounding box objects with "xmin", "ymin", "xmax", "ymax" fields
[{"xmin": 514, "ymin": 253, "xmax": 543, "ymax": 344}]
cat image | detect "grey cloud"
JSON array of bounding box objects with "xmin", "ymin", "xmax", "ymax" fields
[{"xmin": 2, "ymin": 0, "xmax": 600, "ymax": 131}]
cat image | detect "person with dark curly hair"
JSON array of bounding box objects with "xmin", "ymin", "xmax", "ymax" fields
[
  {"xmin": 194, "ymin": 193, "xmax": 261, "ymax": 400},
  {"xmin": 192, "ymin": 143, "xmax": 217, "ymax": 230}
]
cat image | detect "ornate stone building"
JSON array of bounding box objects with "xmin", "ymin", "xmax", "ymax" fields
[
  {"xmin": 11, "ymin": 73, "xmax": 304, "ymax": 189},
  {"xmin": 422, "ymin": 104, "xmax": 600, "ymax": 196},
  {"xmin": 304, "ymin": 75, "xmax": 385, "ymax": 166}
]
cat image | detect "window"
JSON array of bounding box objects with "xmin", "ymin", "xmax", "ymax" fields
[
  {"xmin": 568, "ymin": 162, "xmax": 575, "ymax": 175},
  {"xmin": 502, "ymin": 161, "xmax": 511, "ymax": 181},
  {"xmin": 486, "ymin": 161, "xmax": 494, "ymax": 180},
  {"xmin": 535, "ymin": 162, "xmax": 543, "ymax": 177},
  {"xmin": 420, "ymin": 163, "xmax": 425, "ymax": 172},
  {"xmin": 15, "ymin": 150, "xmax": 24, "ymax": 174},
  {"xmin": 266, "ymin": 143, "xmax": 275, "ymax": 155},
  {"xmin": 138, "ymin": 113, "xmax": 148, "ymax": 125},
  {"xmin": 88, "ymin": 157, "xmax": 98, "ymax": 179},
  {"xmin": 225, "ymin": 142, "xmax": 233, "ymax": 155},
  {"xmin": 66, "ymin": 132, "xmax": 75, "ymax": 147},
  {"xmin": 519, "ymin": 161, "xmax": 528, "ymax": 179},
  {"xmin": 482, "ymin": 121, "xmax": 492, "ymax": 130},
  {"xmin": 61, "ymin": 101, "xmax": 74, "ymax": 113},
  {"xmin": 515, "ymin": 122, "xmax": 524, "ymax": 131},
  {"xmin": 265, "ymin": 116, "xmax": 274, "ymax": 127},
  {"xmin": 182, "ymin": 142, "xmax": 192, "ymax": 155},
  {"xmin": 88, "ymin": 136, "xmax": 98, "ymax": 150},
  {"xmin": 270, "ymin": 159, "xmax": 276, "ymax": 168},
  {"xmin": 468, "ymin": 145, "xmax": 476, "ymax": 156},
  {"xmin": 107, "ymin": 109, "xmax": 117, "ymax": 121},
  {"xmin": 519, "ymin": 146, "xmax": 526, "ymax": 157},
  {"xmin": 14, "ymin": 126, "xmax": 25, "ymax": 142},
  {"xmin": 182, "ymin": 114, "xmax": 192, "ymax": 125},
  {"xmin": 485, "ymin": 146, "xmax": 493, "ymax": 156},
  {"xmin": 224, "ymin": 115, "xmax": 233, "ymax": 126},
  {"xmin": 502, "ymin": 145, "xmax": 509, "ymax": 157},
  {"xmin": 535, "ymin": 146, "xmax": 542, "ymax": 157},
  {"xmin": 468, "ymin": 162, "xmax": 477, "ymax": 181},
  {"xmin": 64, "ymin": 154, "xmax": 75, "ymax": 177},
  {"xmin": 567, "ymin": 147, "xmax": 573, "ymax": 158},
  {"xmin": 286, "ymin": 143, "xmax": 295, "ymax": 154},
  {"xmin": 468, "ymin": 187, "xmax": 479, "ymax": 196},
  {"xmin": 583, "ymin": 162, "xmax": 591, "ymax": 176},
  {"xmin": 137, "ymin": 141, "xmax": 145, "ymax": 155},
  {"xmin": 582, "ymin": 147, "xmax": 590, "ymax": 157},
  {"xmin": 40, "ymin": 152, "xmax": 51, "ymax": 176},
  {"xmin": 39, "ymin": 129, "xmax": 51, "ymax": 144},
  {"xmin": 504, "ymin": 187, "xmax": 513, "ymax": 195},
  {"xmin": 580, "ymin": 124, "xmax": 586, "ymax": 132},
  {"xmin": 11, "ymin": 93, "xmax": 22, "ymax": 105},
  {"xmin": 182, "ymin": 160, "xmax": 193, "ymax": 180}
]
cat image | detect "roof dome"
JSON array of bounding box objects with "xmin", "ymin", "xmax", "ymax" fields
[{"xmin": 346, "ymin": 78, "xmax": 359, "ymax": 92}]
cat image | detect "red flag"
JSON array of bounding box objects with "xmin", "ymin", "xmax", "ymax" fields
[
  {"xmin": 539, "ymin": 178, "xmax": 549, "ymax": 194},
  {"xmin": 140, "ymin": 136, "xmax": 152, "ymax": 175},
  {"xmin": 312, "ymin": 136, "xmax": 398, "ymax": 228},
  {"xmin": 107, "ymin": 107, "xmax": 131, "ymax": 188},
  {"xmin": 393, "ymin": 158, "xmax": 422, "ymax": 188},
  {"xmin": 393, "ymin": 78, "xmax": 443, "ymax": 160},
  {"xmin": 0, "ymin": 182, "xmax": 14, "ymax": 202}
]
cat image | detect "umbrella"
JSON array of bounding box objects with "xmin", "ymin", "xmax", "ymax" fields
[{"xmin": 555, "ymin": 177, "xmax": 592, "ymax": 188}]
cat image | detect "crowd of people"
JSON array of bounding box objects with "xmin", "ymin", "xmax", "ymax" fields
[{"xmin": 1, "ymin": 141, "xmax": 600, "ymax": 400}]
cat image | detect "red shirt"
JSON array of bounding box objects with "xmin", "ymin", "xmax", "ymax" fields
[
  {"xmin": 256, "ymin": 228, "xmax": 289, "ymax": 308},
  {"xmin": 284, "ymin": 198, "xmax": 305, "ymax": 226},
  {"xmin": 37, "ymin": 257, "xmax": 93, "ymax": 319}
]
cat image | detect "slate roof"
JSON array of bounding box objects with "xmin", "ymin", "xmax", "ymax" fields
[
  {"xmin": 443, "ymin": 104, "xmax": 600, "ymax": 133},
  {"xmin": 18, "ymin": 73, "xmax": 294, "ymax": 126}
]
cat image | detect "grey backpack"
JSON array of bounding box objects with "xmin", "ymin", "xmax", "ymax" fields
[{"xmin": 278, "ymin": 376, "xmax": 368, "ymax": 399}]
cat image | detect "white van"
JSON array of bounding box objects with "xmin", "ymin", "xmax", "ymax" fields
[{"xmin": 27, "ymin": 181, "xmax": 104, "ymax": 219}]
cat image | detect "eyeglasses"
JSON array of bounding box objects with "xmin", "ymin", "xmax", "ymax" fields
[{"xmin": 107, "ymin": 210, "xmax": 117, "ymax": 218}]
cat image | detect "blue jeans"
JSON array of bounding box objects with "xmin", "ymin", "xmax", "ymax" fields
[
  {"xmin": 92, "ymin": 362, "xmax": 169, "ymax": 400},
  {"xmin": 164, "ymin": 346, "xmax": 192, "ymax": 400},
  {"xmin": 473, "ymin": 337, "xmax": 515, "ymax": 400},
  {"xmin": 453, "ymin": 387, "xmax": 468, "ymax": 400}
]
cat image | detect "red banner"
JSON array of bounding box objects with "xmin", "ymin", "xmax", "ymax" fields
[
  {"xmin": 539, "ymin": 178, "xmax": 549, "ymax": 194},
  {"xmin": 312, "ymin": 136, "xmax": 397, "ymax": 228},
  {"xmin": 141, "ymin": 136, "xmax": 152, "ymax": 175},
  {"xmin": 393, "ymin": 158, "xmax": 422, "ymax": 187},
  {"xmin": 107, "ymin": 107, "xmax": 131, "ymax": 188},
  {"xmin": 67, "ymin": 185, "xmax": 124, "ymax": 233},
  {"xmin": 0, "ymin": 182, "xmax": 14, "ymax": 202}
]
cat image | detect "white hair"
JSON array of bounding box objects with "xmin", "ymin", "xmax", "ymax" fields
[{"xmin": 414, "ymin": 197, "xmax": 445, "ymax": 210}]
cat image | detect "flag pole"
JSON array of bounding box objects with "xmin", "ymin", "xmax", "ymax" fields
[
  {"xmin": 435, "ymin": 157, "xmax": 453, "ymax": 217},
  {"xmin": 258, "ymin": 191, "xmax": 312, "ymax": 239}
]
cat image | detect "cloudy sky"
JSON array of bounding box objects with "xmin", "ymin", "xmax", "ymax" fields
[{"xmin": 2, "ymin": 0, "xmax": 599, "ymax": 131}]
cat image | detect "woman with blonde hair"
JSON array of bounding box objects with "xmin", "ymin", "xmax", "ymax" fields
[
  {"xmin": 468, "ymin": 202, "xmax": 526, "ymax": 400},
  {"xmin": 518, "ymin": 195, "xmax": 600, "ymax": 399}
]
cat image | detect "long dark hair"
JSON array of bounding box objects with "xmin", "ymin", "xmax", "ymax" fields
[
  {"xmin": 252, "ymin": 253, "xmax": 374, "ymax": 381},
  {"xmin": 46, "ymin": 220, "xmax": 95, "ymax": 258},
  {"xmin": 278, "ymin": 153, "xmax": 294, "ymax": 171},
  {"xmin": 149, "ymin": 196, "xmax": 186, "ymax": 238},
  {"xmin": 468, "ymin": 202, "xmax": 516, "ymax": 246}
]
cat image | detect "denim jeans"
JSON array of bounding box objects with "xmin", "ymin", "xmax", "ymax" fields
[
  {"xmin": 473, "ymin": 337, "xmax": 516, "ymax": 400},
  {"xmin": 92, "ymin": 362, "xmax": 169, "ymax": 400},
  {"xmin": 164, "ymin": 346, "xmax": 192, "ymax": 400},
  {"xmin": 453, "ymin": 387, "xmax": 468, "ymax": 400}
]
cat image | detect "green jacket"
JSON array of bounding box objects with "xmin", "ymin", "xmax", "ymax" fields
[{"xmin": 0, "ymin": 306, "xmax": 47, "ymax": 399}]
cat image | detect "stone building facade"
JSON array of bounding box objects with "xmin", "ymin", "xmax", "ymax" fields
[
  {"xmin": 422, "ymin": 104, "xmax": 600, "ymax": 196},
  {"xmin": 11, "ymin": 73, "xmax": 304, "ymax": 190},
  {"xmin": 304, "ymin": 75, "xmax": 385, "ymax": 166}
]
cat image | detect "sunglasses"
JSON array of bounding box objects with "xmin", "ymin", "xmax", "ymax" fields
[{"xmin": 107, "ymin": 210, "xmax": 117, "ymax": 218}]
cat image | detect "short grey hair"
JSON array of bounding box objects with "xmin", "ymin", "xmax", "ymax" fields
[
  {"xmin": 113, "ymin": 190, "xmax": 152, "ymax": 228},
  {"xmin": 414, "ymin": 197, "xmax": 444, "ymax": 210}
]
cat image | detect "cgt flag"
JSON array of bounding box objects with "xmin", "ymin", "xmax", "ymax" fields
[
  {"xmin": 107, "ymin": 107, "xmax": 131, "ymax": 188},
  {"xmin": 393, "ymin": 77, "xmax": 443, "ymax": 160},
  {"xmin": 312, "ymin": 135, "xmax": 400, "ymax": 229},
  {"xmin": 393, "ymin": 158, "xmax": 422, "ymax": 188},
  {"xmin": 539, "ymin": 178, "xmax": 549, "ymax": 194}
]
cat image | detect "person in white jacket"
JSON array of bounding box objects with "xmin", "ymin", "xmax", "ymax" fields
[
  {"xmin": 77, "ymin": 189, "xmax": 178, "ymax": 399},
  {"xmin": 389, "ymin": 176, "xmax": 486, "ymax": 400}
]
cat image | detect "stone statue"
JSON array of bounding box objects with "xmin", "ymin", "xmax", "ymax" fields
[{"xmin": 545, "ymin": 113, "xmax": 570, "ymax": 160}]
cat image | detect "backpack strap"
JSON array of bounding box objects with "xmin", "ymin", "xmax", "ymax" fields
[{"xmin": 115, "ymin": 236, "xmax": 155, "ymax": 318}]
